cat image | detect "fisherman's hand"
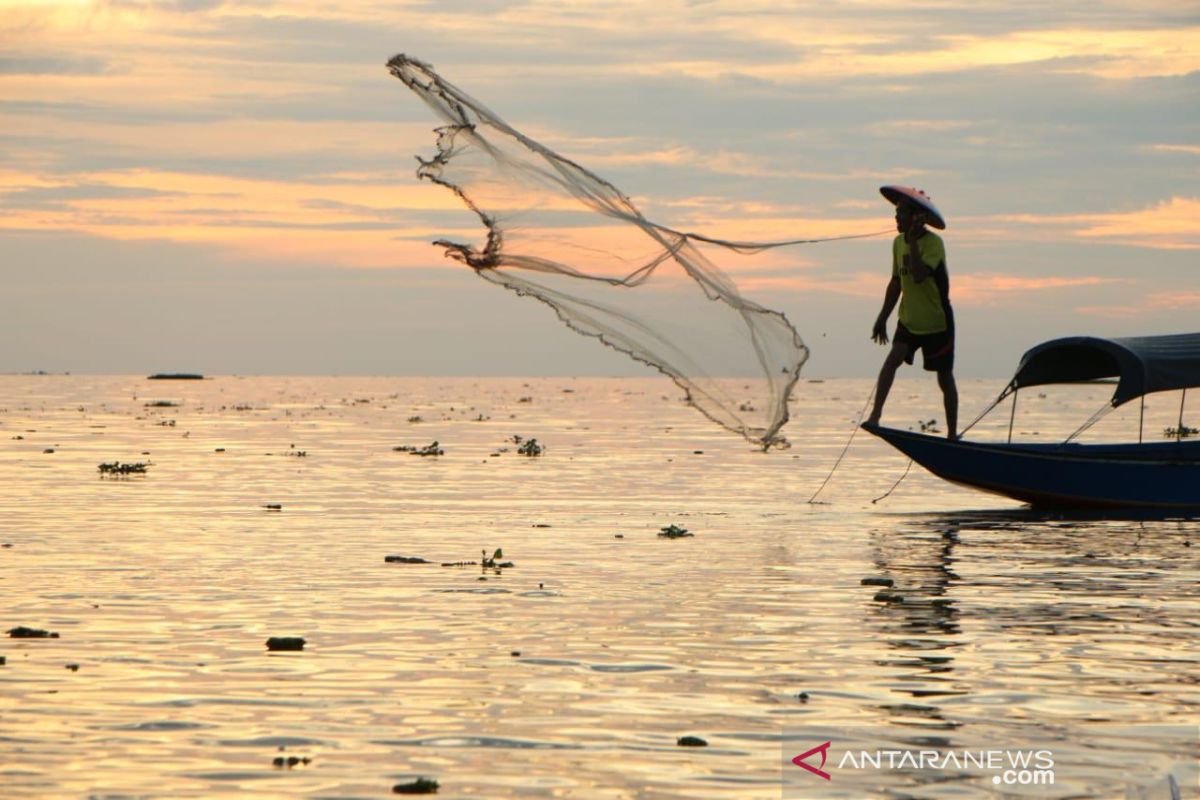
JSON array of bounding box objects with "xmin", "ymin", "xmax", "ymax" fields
[{"xmin": 872, "ymin": 318, "xmax": 889, "ymax": 345}]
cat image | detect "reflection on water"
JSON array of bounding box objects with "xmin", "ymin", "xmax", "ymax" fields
[{"xmin": 0, "ymin": 376, "xmax": 1195, "ymax": 799}]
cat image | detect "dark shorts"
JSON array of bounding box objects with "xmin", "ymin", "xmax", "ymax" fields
[{"xmin": 896, "ymin": 322, "xmax": 954, "ymax": 372}]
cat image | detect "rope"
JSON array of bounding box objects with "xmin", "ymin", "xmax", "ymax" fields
[
  {"xmin": 958, "ymin": 382, "xmax": 1014, "ymax": 439},
  {"xmin": 807, "ymin": 386, "xmax": 876, "ymax": 504},
  {"xmin": 871, "ymin": 458, "xmax": 913, "ymax": 504},
  {"xmin": 1064, "ymin": 401, "xmax": 1114, "ymax": 444}
]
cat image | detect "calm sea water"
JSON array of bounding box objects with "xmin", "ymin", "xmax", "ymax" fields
[{"xmin": 0, "ymin": 375, "xmax": 1195, "ymax": 799}]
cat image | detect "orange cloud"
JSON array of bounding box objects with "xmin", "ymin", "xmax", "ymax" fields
[
  {"xmin": 1150, "ymin": 144, "xmax": 1200, "ymax": 156},
  {"xmin": 1146, "ymin": 290, "xmax": 1200, "ymax": 310},
  {"xmin": 952, "ymin": 274, "xmax": 1125, "ymax": 305},
  {"xmin": 743, "ymin": 271, "xmax": 1127, "ymax": 303},
  {"xmin": 620, "ymin": 25, "xmax": 1200, "ymax": 82},
  {"xmin": 0, "ymin": 167, "xmax": 476, "ymax": 267},
  {"xmin": 1003, "ymin": 197, "xmax": 1200, "ymax": 250}
]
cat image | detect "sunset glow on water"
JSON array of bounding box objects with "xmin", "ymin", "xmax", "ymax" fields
[{"xmin": 0, "ymin": 375, "xmax": 1195, "ymax": 798}]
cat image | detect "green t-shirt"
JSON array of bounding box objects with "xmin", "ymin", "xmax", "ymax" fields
[{"xmin": 892, "ymin": 232, "xmax": 950, "ymax": 335}]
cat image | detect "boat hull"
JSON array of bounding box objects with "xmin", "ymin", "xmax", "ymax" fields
[{"xmin": 863, "ymin": 425, "xmax": 1200, "ymax": 510}]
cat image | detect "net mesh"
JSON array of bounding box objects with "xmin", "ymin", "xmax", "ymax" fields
[{"xmin": 389, "ymin": 54, "xmax": 871, "ymax": 447}]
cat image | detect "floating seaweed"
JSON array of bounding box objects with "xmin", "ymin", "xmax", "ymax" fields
[
  {"xmin": 441, "ymin": 548, "xmax": 514, "ymax": 573},
  {"xmin": 98, "ymin": 461, "xmax": 149, "ymax": 475},
  {"xmin": 8, "ymin": 626, "xmax": 59, "ymax": 638},
  {"xmin": 657, "ymin": 524, "xmax": 693, "ymax": 539},
  {"xmin": 394, "ymin": 441, "xmax": 444, "ymax": 456},
  {"xmin": 265, "ymin": 637, "xmax": 305, "ymax": 651},
  {"xmin": 517, "ymin": 438, "xmax": 543, "ymax": 457},
  {"xmin": 1164, "ymin": 425, "xmax": 1198, "ymax": 438},
  {"xmin": 393, "ymin": 777, "xmax": 439, "ymax": 795}
]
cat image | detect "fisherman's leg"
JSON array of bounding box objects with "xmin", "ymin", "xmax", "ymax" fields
[
  {"xmin": 937, "ymin": 368, "xmax": 958, "ymax": 440},
  {"xmin": 866, "ymin": 341, "xmax": 910, "ymax": 427}
]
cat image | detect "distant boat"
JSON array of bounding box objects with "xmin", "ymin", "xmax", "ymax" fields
[
  {"xmin": 147, "ymin": 373, "xmax": 205, "ymax": 380},
  {"xmin": 864, "ymin": 333, "xmax": 1200, "ymax": 510}
]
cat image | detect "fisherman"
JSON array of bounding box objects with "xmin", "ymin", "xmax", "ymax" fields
[{"xmin": 864, "ymin": 186, "xmax": 958, "ymax": 440}]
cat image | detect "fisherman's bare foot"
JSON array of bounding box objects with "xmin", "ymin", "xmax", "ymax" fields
[
  {"xmin": 946, "ymin": 431, "xmax": 958, "ymax": 441},
  {"xmin": 864, "ymin": 415, "xmax": 881, "ymax": 428}
]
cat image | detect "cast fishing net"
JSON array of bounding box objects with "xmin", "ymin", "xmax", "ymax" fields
[{"xmin": 388, "ymin": 54, "xmax": 870, "ymax": 447}]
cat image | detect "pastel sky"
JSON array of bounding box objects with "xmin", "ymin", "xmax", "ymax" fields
[{"xmin": 2, "ymin": 0, "xmax": 1197, "ymax": 377}]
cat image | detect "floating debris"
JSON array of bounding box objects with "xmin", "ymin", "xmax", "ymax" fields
[
  {"xmin": 517, "ymin": 438, "xmax": 543, "ymax": 457},
  {"xmin": 860, "ymin": 577, "xmax": 894, "ymax": 587},
  {"xmin": 98, "ymin": 461, "xmax": 149, "ymax": 475},
  {"xmin": 8, "ymin": 626, "xmax": 59, "ymax": 639},
  {"xmin": 393, "ymin": 777, "xmax": 439, "ymax": 794},
  {"xmin": 873, "ymin": 591, "xmax": 904, "ymax": 603},
  {"xmin": 394, "ymin": 441, "xmax": 444, "ymax": 456},
  {"xmin": 0, "ymin": 656, "xmax": 6, "ymax": 666},
  {"xmin": 917, "ymin": 418, "xmax": 940, "ymax": 433},
  {"xmin": 65, "ymin": 663, "xmax": 80, "ymax": 672},
  {"xmin": 263, "ymin": 504, "xmax": 282, "ymax": 511},
  {"xmin": 407, "ymin": 415, "xmax": 423, "ymax": 423},
  {"xmin": 385, "ymin": 555, "xmax": 430, "ymax": 564},
  {"xmin": 1164, "ymin": 425, "xmax": 1198, "ymax": 438},
  {"xmin": 147, "ymin": 373, "xmax": 203, "ymax": 380},
  {"xmin": 676, "ymin": 736, "xmax": 708, "ymax": 747},
  {"xmin": 481, "ymin": 548, "xmax": 514, "ymax": 570},
  {"xmin": 797, "ymin": 691, "xmax": 810, "ymax": 702},
  {"xmin": 272, "ymin": 755, "xmax": 312, "ymax": 768},
  {"xmin": 657, "ymin": 524, "xmax": 693, "ymax": 539},
  {"xmin": 144, "ymin": 401, "xmax": 179, "ymax": 408},
  {"xmin": 43, "ymin": 448, "xmax": 55, "ymax": 454},
  {"xmin": 265, "ymin": 637, "xmax": 305, "ymax": 652},
  {"xmin": 441, "ymin": 548, "xmax": 514, "ymax": 572}
]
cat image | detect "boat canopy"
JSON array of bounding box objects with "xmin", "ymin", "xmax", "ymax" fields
[{"xmin": 1012, "ymin": 333, "xmax": 1200, "ymax": 407}]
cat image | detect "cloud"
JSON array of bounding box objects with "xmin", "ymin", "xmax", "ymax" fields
[
  {"xmin": 0, "ymin": 168, "xmax": 472, "ymax": 267},
  {"xmin": 954, "ymin": 274, "xmax": 1125, "ymax": 304},
  {"xmin": 1004, "ymin": 197, "xmax": 1200, "ymax": 250},
  {"xmin": 0, "ymin": 56, "xmax": 110, "ymax": 75},
  {"xmin": 1150, "ymin": 144, "xmax": 1200, "ymax": 155},
  {"xmin": 1145, "ymin": 289, "xmax": 1200, "ymax": 310},
  {"xmin": 1075, "ymin": 287, "xmax": 1200, "ymax": 319},
  {"xmin": 0, "ymin": 183, "xmax": 183, "ymax": 209}
]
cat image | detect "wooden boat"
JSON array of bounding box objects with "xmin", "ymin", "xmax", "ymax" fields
[{"xmin": 863, "ymin": 333, "xmax": 1200, "ymax": 510}]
